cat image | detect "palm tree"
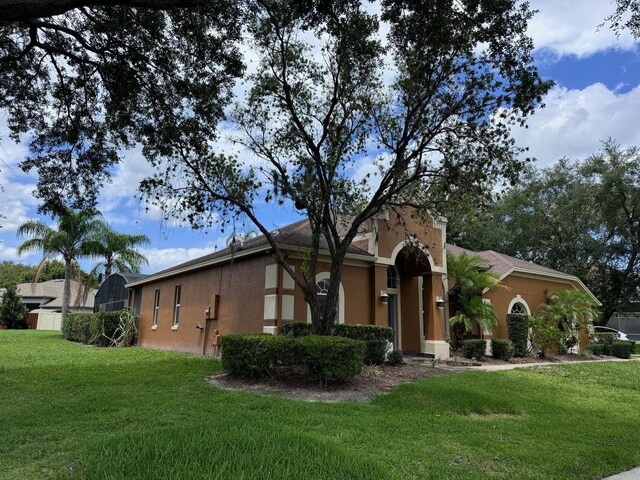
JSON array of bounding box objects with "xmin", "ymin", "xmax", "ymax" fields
[
  {"xmin": 17, "ymin": 207, "xmax": 105, "ymax": 329},
  {"xmin": 447, "ymin": 252, "xmax": 502, "ymax": 344},
  {"xmin": 91, "ymin": 226, "xmax": 150, "ymax": 278},
  {"xmin": 225, "ymin": 230, "xmax": 258, "ymax": 248},
  {"xmin": 534, "ymin": 289, "xmax": 600, "ymax": 352}
]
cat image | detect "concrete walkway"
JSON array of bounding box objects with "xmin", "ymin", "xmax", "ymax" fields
[{"xmin": 602, "ymin": 466, "xmax": 640, "ymax": 479}]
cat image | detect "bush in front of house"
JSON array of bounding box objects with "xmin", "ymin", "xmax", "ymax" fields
[
  {"xmin": 594, "ymin": 332, "xmax": 617, "ymax": 356},
  {"xmin": 586, "ymin": 342, "xmax": 605, "ymax": 356},
  {"xmin": 221, "ymin": 334, "xmax": 363, "ymax": 383},
  {"xmin": 386, "ymin": 349, "xmax": 405, "ymax": 365},
  {"xmin": 221, "ymin": 334, "xmax": 300, "ymax": 378},
  {"xmin": 506, "ymin": 314, "xmax": 529, "ymax": 357},
  {"xmin": 63, "ymin": 313, "xmax": 93, "ymax": 343},
  {"xmin": 491, "ymin": 339, "xmax": 514, "ymax": 361},
  {"xmin": 462, "ymin": 339, "xmax": 487, "ymax": 360},
  {"xmin": 280, "ymin": 322, "xmax": 313, "ymax": 337},
  {"xmin": 90, "ymin": 311, "xmax": 122, "ymax": 346},
  {"xmin": 364, "ymin": 339, "xmax": 388, "ymax": 365},
  {"xmin": 332, "ymin": 324, "xmax": 394, "ymax": 342},
  {"xmin": 611, "ymin": 340, "xmax": 634, "ymax": 359},
  {"xmin": 299, "ymin": 335, "xmax": 364, "ymax": 383}
]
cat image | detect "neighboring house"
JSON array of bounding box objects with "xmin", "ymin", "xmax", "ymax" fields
[
  {"xmin": 446, "ymin": 245, "xmax": 601, "ymax": 341},
  {"xmin": 0, "ymin": 279, "xmax": 97, "ymax": 330},
  {"xmin": 94, "ymin": 272, "xmax": 148, "ymax": 314},
  {"xmin": 126, "ymin": 209, "xmax": 599, "ymax": 358}
]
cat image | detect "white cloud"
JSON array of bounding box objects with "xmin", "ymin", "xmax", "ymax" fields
[
  {"xmin": 139, "ymin": 243, "xmax": 222, "ymax": 272},
  {"xmin": 529, "ymin": 0, "xmax": 637, "ymax": 58},
  {"xmin": 511, "ymin": 82, "xmax": 640, "ymax": 164}
]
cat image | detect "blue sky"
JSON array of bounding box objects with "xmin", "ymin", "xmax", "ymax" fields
[{"xmin": 1, "ymin": 0, "xmax": 639, "ymax": 274}]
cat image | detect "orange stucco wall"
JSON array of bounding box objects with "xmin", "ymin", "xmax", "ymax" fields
[
  {"xmin": 139, "ymin": 254, "xmax": 273, "ymax": 355},
  {"xmin": 485, "ymin": 274, "xmax": 583, "ymax": 339}
]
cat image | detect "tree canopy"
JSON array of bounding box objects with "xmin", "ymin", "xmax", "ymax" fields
[
  {"xmin": 139, "ymin": 0, "xmax": 551, "ymax": 334},
  {"xmin": 0, "ymin": 0, "xmax": 243, "ymax": 212},
  {"xmin": 447, "ymin": 140, "xmax": 640, "ymax": 321}
]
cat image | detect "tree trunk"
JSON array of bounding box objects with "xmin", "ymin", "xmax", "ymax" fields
[{"xmin": 60, "ymin": 258, "xmax": 73, "ymax": 334}]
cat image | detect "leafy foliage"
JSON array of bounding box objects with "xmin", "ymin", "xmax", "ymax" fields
[
  {"xmin": 141, "ymin": 0, "xmax": 551, "ymax": 335},
  {"xmin": 506, "ymin": 314, "xmax": 530, "ymax": 357},
  {"xmin": 17, "ymin": 206, "xmax": 105, "ymax": 326},
  {"xmin": 528, "ymin": 315, "xmax": 562, "ymax": 358},
  {"xmin": 0, "ymin": 2, "xmax": 243, "ymax": 212},
  {"xmin": 447, "ymin": 141, "xmax": 640, "ymax": 320},
  {"xmin": 0, "ymin": 283, "xmax": 28, "ymax": 329},
  {"xmin": 62, "ymin": 310, "xmax": 135, "ymax": 346},
  {"xmin": 385, "ymin": 349, "xmax": 404, "ymax": 366},
  {"xmin": 611, "ymin": 340, "xmax": 635, "ymax": 359},
  {"xmin": 89, "ymin": 225, "xmax": 149, "ymax": 278},
  {"xmin": 491, "ymin": 339, "xmax": 514, "ymax": 361},
  {"xmin": 461, "ymin": 339, "xmax": 487, "ymax": 360},
  {"xmin": 535, "ymin": 289, "xmax": 600, "ymax": 353},
  {"xmin": 447, "ymin": 252, "xmax": 501, "ymax": 343}
]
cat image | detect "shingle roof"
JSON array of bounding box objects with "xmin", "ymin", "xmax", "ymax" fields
[
  {"xmin": 445, "ymin": 244, "xmax": 575, "ymax": 279},
  {"xmin": 2, "ymin": 279, "xmax": 96, "ymax": 309},
  {"xmin": 145, "ymin": 218, "xmax": 373, "ymax": 280}
]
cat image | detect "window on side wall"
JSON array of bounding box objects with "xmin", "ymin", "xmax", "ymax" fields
[
  {"xmin": 510, "ymin": 302, "xmax": 527, "ymax": 315},
  {"xmin": 173, "ymin": 286, "xmax": 182, "ymax": 327},
  {"xmin": 153, "ymin": 289, "xmax": 160, "ymax": 327}
]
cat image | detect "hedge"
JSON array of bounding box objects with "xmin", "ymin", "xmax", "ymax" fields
[
  {"xmin": 221, "ymin": 334, "xmax": 363, "ymax": 383},
  {"xmin": 63, "ymin": 313, "xmax": 93, "ymax": 343},
  {"xmin": 63, "ymin": 310, "xmax": 133, "ymax": 347},
  {"xmin": 587, "ymin": 342, "xmax": 605, "ymax": 356},
  {"xmin": 462, "ymin": 339, "xmax": 487, "ymax": 360},
  {"xmin": 594, "ymin": 332, "xmax": 617, "ymax": 356},
  {"xmin": 280, "ymin": 322, "xmax": 313, "ymax": 337},
  {"xmin": 491, "ymin": 339, "xmax": 514, "ymax": 361},
  {"xmin": 507, "ymin": 314, "xmax": 529, "ymax": 357},
  {"xmin": 386, "ymin": 350, "xmax": 404, "ymax": 365},
  {"xmin": 281, "ymin": 322, "xmax": 393, "ymax": 365},
  {"xmin": 612, "ymin": 340, "xmax": 634, "ymax": 359}
]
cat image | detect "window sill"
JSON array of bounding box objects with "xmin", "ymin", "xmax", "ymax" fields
[
  {"xmin": 151, "ymin": 325, "xmax": 157, "ymax": 331},
  {"xmin": 171, "ymin": 325, "xmax": 179, "ymax": 331}
]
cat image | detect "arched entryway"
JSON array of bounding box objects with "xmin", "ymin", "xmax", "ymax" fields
[{"xmin": 387, "ymin": 241, "xmax": 446, "ymax": 355}]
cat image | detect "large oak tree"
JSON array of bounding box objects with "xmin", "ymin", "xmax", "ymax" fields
[{"xmin": 141, "ymin": 0, "xmax": 552, "ymax": 334}]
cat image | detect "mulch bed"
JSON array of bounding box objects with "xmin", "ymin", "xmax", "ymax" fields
[{"xmin": 207, "ymin": 353, "xmax": 624, "ymax": 403}]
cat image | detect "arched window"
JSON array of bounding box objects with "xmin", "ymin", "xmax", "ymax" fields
[
  {"xmin": 387, "ymin": 266, "xmax": 398, "ymax": 289},
  {"xmin": 510, "ymin": 302, "xmax": 527, "ymax": 315},
  {"xmin": 307, "ymin": 276, "xmax": 344, "ymax": 324}
]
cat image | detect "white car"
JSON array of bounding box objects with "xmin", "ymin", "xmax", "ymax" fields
[{"xmin": 594, "ymin": 325, "xmax": 630, "ymax": 341}]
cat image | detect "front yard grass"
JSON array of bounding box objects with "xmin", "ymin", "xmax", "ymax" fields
[{"xmin": 1, "ymin": 330, "xmax": 639, "ymax": 480}]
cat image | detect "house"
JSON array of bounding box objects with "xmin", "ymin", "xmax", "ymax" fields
[
  {"xmin": 446, "ymin": 244, "xmax": 601, "ymax": 341},
  {"xmin": 126, "ymin": 209, "xmax": 599, "ymax": 358},
  {"xmin": 93, "ymin": 272, "xmax": 148, "ymax": 314},
  {"xmin": 0, "ymin": 279, "xmax": 97, "ymax": 330}
]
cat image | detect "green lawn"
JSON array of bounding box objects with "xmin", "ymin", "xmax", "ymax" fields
[{"xmin": 1, "ymin": 331, "xmax": 639, "ymax": 480}]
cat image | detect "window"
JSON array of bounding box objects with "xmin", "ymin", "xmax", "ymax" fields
[
  {"xmin": 387, "ymin": 266, "xmax": 398, "ymax": 289},
  {"xmin": 153, "ymin": 290, "xmax": 160, "ymax": 327},
  {"xmin": 510, "ymin": 302, "xmax": 527, "ymax": 315},
  {"xmin": 316, "ymin": 279, "xmax": 330, "ymax": 313},
  {"xmin": 173, "ymin": 286, "xmax": 181, "ymax": 327}
]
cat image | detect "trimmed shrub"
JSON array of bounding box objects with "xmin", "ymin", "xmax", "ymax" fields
[
  {"xmin": 507, "ymin": 314, "xmax": 529, "ymax": 357},
  {"xmin": 280, "ymin": 322, "xmax": 312, "ymax": 337},
  {"xmin": 364, "ymin": 339, "xmax": 388, "ymax": 365},
  {"xmin": 221, "ymin": 334, "xmax": 300, "ymax": 378},
  {"xmin": 90, "ymin": 311, "xmax": 122, "ymax": 346},
  {"xmin": 612, "ymin": 340, "xmax": 634, "ymax": 359},
  {"xmin": 0, "ymin": 284, "xmax": 28, "ymax": 329},
  {"xmin": 587, "ymin": 342, "xmax": 605, "ymax": 356},
  {"xmin": 386, "ymin": 349, "xmax": 405, "ymax": 365},
  {"xmin": 333, "ymin": 324, "xmax": 394, "ymax": 342},
  {"xmin": 63, "ymin": 313, "xmax": 92, "ymax": 343},
  {"xmin": 594, "ymin": 333, "xmax": 616, "ymax": 356},
  {"xmin": 462, "ymin": 339, "xmax": 487, "ymax": 360},
  {"xmin": 491, "ymin": 339, "xmax": 514, "ymax": 361},
  {"xmin": 299, "ymin": 335, "xmax": 364, "ymax": 383}
]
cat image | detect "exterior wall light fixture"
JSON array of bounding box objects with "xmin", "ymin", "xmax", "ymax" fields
[
  {"xmin": 380, "ymin": 291, "xmax": 389, "ymax": 304},
  {"xmin": 435, "ymin": 297, "xmax": 445, "ymax": 309}
]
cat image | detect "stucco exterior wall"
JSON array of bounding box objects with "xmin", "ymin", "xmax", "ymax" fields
[
  {"xmin": 139, "ymin": 253, "xmax": 273, "ymax": 355},
  {"xmin": 484, "ymin": 274, "xmax": 581, "ymax": 339}
]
